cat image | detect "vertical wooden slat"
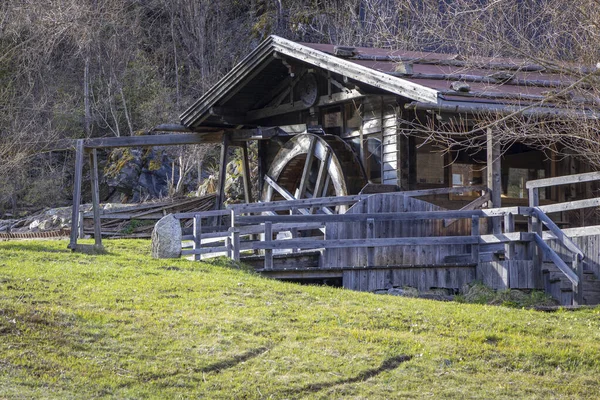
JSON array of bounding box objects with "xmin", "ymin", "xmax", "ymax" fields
[
  {"xmin": 471, "ymin": 215, "xmax": 480, "ymax": 264},
  {"xmin": 78, "ymin": 211, "xmax": 85, "ymax": 239},
  {"xmin": 264, "ymin": 222, "xmax": 273, "ymax": 270},
  {"xmin": 367, "ymin": 218, "xmax": 375, "ymax": 267},
  {"xmin": 225, "ymin": 236, "xmax": 232, "ymax": 258},
  {"xmin": 216, "ymin": 134, "xmax": 229, "ymax": 211},
  {"xmin": 529, "ymin": 189, "xmax": 542, "ymax": 288},
  {"xmin": 504, "ymin": 212, "xmax": 515, "ymax": 260},
  {"xmin": 487, "ymin": 127, "xmax": 502, "ymax": 233},
  {"xmin": 240, "ymin": 141, "xmax": 253, "ymax": 204},
  {"xmin": 297, "ymin": 137, "xmax": 317, "ymax": 199},
  {"xmin": 193, "ymin": 215, "xmax": 202, "ymax": 261},
  {"xmin": 68, "ymin": 140, "xmax": 85, "ymax": 250},
  {"xmin": 573, "ymin": 254, "xmax": 583, "ymax": 306},
  {"xmin": 89, "ymin": 149, "xmax": 102, "ymax": 248},
  {"xmin": 231, "ymin": 231, "xmax": 240, "ymax": 262}
]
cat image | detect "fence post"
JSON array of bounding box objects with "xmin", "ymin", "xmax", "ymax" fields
[
  {"xmin": 573, "ymin": 254, "xmax": 584, "ymax": 306},
  {"xmin": 78, "ymin": 211, "xmax": 85, "ymax": 239},
  {"xmin": 231, "ymin": 230, "xmax": 240, "ymax": 261},
  {"xmin": 264, "ymin": 222, "xmax": 273, "ymax": 270},
  {"xmin": 367, "ymin": 218, "xmax": 375, "ymax": 267},
  {"xmin": 529, "ymin": 189, "xmax": 543, "ymax": 288},
  {"xmin": 471, "ymin": 215, "xmax": 480, "ymax": 265},
  {"xmin": 504, "ymin": 212, "xmax": 515, "ymax": 260},
  {"xmin": 193, "ymin": 215, "xmax": 202, "ymax": 261},
  {"xmin": 225, "ymin": 236, "xmax": 232, "ymax": 258}
]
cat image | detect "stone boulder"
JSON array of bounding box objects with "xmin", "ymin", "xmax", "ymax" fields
[{"xmin": 151, "ymin": 214, "xmax": 182, "ymax": 259}]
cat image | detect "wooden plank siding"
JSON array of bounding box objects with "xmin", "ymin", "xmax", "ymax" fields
[
  {"xmin": 343, "ymin": 266, "xmax": 476, "ymax": 292},
  {"xmin": 360, "ymin": 96, "xmax": 400, "ymax": 186},
  {"xmin": 324, "ymin": 193, "xmax": 471, "ymax": 269},
  {"xmin": 547, "ymin": 233, "xmax": 600, "ymax": 279}
]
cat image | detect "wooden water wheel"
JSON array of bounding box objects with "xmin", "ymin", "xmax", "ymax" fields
[{"xmin": 262, "ymin": 133, "xmax": 366, "ymax": 204}]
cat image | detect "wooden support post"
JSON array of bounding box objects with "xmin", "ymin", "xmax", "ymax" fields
[
  {"xmin": 573, "ymin": 254, "xmax": 584, "ymax": 306},
  {"xmin": 240, "ymin": 142, "xmax": 253, "ymax": 204},
  {"xmin": 78, "ymin": 211, "xmax": 85, "ymax": 239},
  {"xmin": 216, "ymin": 134, "xmax": 229, "ymax": 211},
  {"xmin": 486, "ymin": 127, "xmax": 502, "ymax": 234},
  {"xmin": 504, "ymin": 212, "xmax": 515, "ymax": 260},
  {"xmin": 367, "ymin": 218, "xmax": 375, "ymax": 267},
  {"xmin": 529, "ymin": 187, "xmax": 543, "ymax": 288},
  {"xmin": 68, "ymin": 140, "xmax": 85, "ymax": 250},
  {"xmin": 225, "ymin": 236, "xmax": 232, "ymax": 258},
  {"xmin": 264, "ymin": 222, "xmax": 273, "ymax": 270},
  {"xmin": 471, "ymin": 216, "xmax": 480, "ymax": 265},
  {"xmin": 193, "ymin": 215, "xmax": 202, "ymax": 261},
  {"xmin": 258, "ymin": 140, "xmax": 267, "ymax": 200},
  {"xmin": 231, "ymin": 230, "xmax": 240, "ymax": 262},
  {"xmin": 89, "ymin": 149, "xmax": 103, "ymax": 249}
]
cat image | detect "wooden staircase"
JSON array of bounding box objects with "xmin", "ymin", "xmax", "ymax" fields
[{"xmin": 542, "ymin": 262, "xmax": 600, "ymax": 306}]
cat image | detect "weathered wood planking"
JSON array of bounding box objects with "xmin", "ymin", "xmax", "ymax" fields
[
  {"xmin": 325, "ymin": 193, "xmax": 471, "ymax": 268},
  {"xmin": 343, "ymin": 265, "xmax": 476, "ymax": 292},
  {"xmin": 547, "ymin": 233, "xmax": 600, "ymax": 280},
  {"xmin": 477, "ymin": 260, "xmax": 535, "ymax": 290}
]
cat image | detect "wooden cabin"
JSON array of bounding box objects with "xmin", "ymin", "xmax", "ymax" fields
[{"xmin": 69, "ymin": 36, "xmax": 600, "ymax": 306}]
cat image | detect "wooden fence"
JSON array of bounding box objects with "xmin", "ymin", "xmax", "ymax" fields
[{"xmin": 169, "ymin": 174, "xmax": 600, "ymax": 305}]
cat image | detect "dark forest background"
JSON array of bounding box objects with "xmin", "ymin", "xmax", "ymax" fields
[{"xmin": 1, "ymin": 0, "xmax": 599, "ymax": 212}]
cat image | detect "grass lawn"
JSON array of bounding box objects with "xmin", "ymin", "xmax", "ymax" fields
[{"xmin": 1, "ymin": 239, "xmax": 600, "ymax": 399}]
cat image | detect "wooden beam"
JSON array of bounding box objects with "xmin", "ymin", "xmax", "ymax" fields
[
  {"xmin": 79, "ymin": 128, "xmax": 284, "ymax": 150},
  {"xmin": 271, "ymin": 36, "xmax": 439, "ymax": 104},
  {"xmin": 89, "ymin": 149, "xmax": 103, "ymax": 249},
  {"xmin": 216, "ymin": 135, "xmax": 229, "ymax": 211},
  {"xmin": 526, "ymin": 171, "xmax": 600, "ymax": 189},
  {"xmin": 487, "ymin": 127, "xmax": 502, "ymax": 234},
  {"xmin": 297, "ymin": 137, "xmax": 317, "ymax": 199},
  {"xmin": 264, "ymin": 174, "xmax": 295, "ymax": 201},
  {"xmin": 83, "ymin": 132, "xmax": 224, "ymax": 149},
  {"xmin": 311, "ymin": 148, "xmax": 331, "ymax": 212},
  {"xmin": 237, "ymin": 207, "xmax": 530, "ymax": 225},
  {"xmin": 537, "ymin": 197, "xmax": 600, "ymax": 214},
  {"xmin": 246, "ymin": 89, "xmax": 365, "ymax": 121},
  {"xmin": 240, "ymin": 142, "xmax": 253, "ymax": 204},
  {"xmin": 68, "ymin": 140, "xmax": 85, "ymax": 250}
]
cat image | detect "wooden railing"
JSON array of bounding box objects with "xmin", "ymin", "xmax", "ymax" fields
[
  {"xmin": 525, "ymin": 171, "xmax": 600, "ymax": 305},
  {"xmin": 171, "ymin": 177, "xmax": 600, "ymax": 305},
  {"xmin": 174, "ymin": 186, "xmax": 488, "ymax": 260}
]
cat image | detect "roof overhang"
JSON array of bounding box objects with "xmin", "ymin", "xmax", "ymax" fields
[{"xmin": 180, "ymin": 35, "xmax": 440, "ymax": 129}]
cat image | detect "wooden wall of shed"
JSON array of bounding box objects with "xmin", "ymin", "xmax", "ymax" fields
[
  {"xmin": 477, "ymin": 261, "xmax": 535, "ymax": 290},
  {"xmin": 324, "ymin": 193, "xmax": 471, "ymax": 268},
  {"xmin": 342, "ymin": 266, "xmax": 476, "ymax": 292},
  {"xmin": 359, "ymin": 96, "xmax": 399, "ymax": 185}
]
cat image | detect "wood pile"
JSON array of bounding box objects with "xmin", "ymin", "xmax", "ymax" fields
[{"xmin": 82, "ymin": 194, "xmax": 217, "ymax": 238}]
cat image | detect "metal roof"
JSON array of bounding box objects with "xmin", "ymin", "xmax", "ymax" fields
[{"xmin": 180, "ymin": 36, "xmax": 599, "ymax": 128}]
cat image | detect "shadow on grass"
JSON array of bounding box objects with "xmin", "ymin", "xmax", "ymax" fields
[
  {"xmin": 0, "ymin": 242, "xmax": 115, "ymax": 256},
  {"xmin": 198, "ymin": 346, "xmax": 271, "ymax": 374},
  {"xmin": 0, "ymin": 242, "xmax": 73, "ymax": 254},
  {"xmin": 280, "ymin": 354, "xmax": 412, "ymax": 397}
]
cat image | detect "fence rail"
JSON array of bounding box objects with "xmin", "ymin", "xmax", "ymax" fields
[{"xmin": 170, "ymin": 179, "xmax": 600, "ymax": 305}]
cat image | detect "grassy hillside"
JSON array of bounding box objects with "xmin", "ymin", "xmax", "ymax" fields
[{"xmin": 1, "ymin": 240, "xmax": 599, "ymax": 399}]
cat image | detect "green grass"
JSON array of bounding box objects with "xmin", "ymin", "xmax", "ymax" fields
[{"xmin": 1, "ymin": 239, "xmax": 600, "ymax": 399}]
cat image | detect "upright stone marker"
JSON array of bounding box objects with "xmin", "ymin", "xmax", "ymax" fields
[{"xmin": 151, "ymin": 214, "xmax": 182, "ymax": 259}]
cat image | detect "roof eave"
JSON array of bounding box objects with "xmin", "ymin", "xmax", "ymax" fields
[{"xmin": 180, "ymin": 35, "xmax": 441, "ymax": 128}]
